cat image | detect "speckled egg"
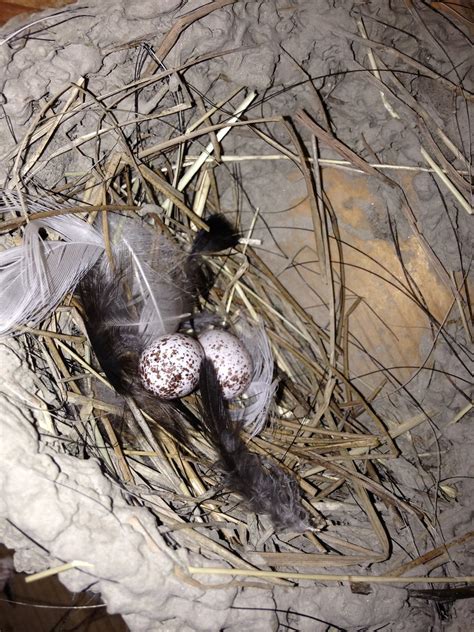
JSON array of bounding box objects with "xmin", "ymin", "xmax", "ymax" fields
[
  {"xmin": 139, "ymin": 333, "xmax": 204, "ymax": 399},
  {"xmin": 198, "ymin": 329, "xmax": 253, "ymax": 399}
]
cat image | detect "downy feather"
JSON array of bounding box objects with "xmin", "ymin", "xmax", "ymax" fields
[
  {"xmin": 111, "ymin": 213, "xmax": 193, "ymax": 344},
  {"xmin": 78, "ymin": 255, "xmax": 194, "ymax": 443},
  {"xmin": 231, "ymin": 319, "xmax": 277, "ymax": 436},
  {"xmin": 198, "ymin": 357, "xmax": 309, "ymax": 532},
  {"xmin": 187, "ymin": 214, "xmax": 241, "ymax": 300},
  {"xmin": 78, "ymin": 213, "xmax": 239, "ymax": 442},
  {"xmin": 190, "ymin": 214, "xmax": 241, "ymax": 254},
  {"xmin": 0, "ymin": 205, "xmax": 104, "ymax": 336}
]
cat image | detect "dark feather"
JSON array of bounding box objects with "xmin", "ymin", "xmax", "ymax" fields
[
  {"xmin": 407, "ymin": 586, "xmax": 474, "ymax": 603},
  {"xmin": 78, "ymin": 259, "xmax": 191, "ymax": 444},
  {"xmin": 78, "ymin": 214, "xmax": 240, "ymax": 448},
  {"xmin": 191, "ymin": 214, "xmax": 240, "ymax": 254},
  {"xmin": 79, "ymin": 261, "xmax": 140, "ymax": 394},
  {"xmin": 188, "ymin": 214, "xmax": 241, "ymax": 300},
  {"xmin": 198, "ymin": 358, "xmax": 309, "ymax": 532}
]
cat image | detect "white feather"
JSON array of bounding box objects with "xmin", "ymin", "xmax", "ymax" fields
[
  {"xmin": 0, "ymin": 189, "xmax": 63, "ymax": 215},
  {"xmin": 231, "ymin": 319, "xmax": 278, "ymax": 436},
  {"xmin": 0, "ymin": 188, "xmax": 192, "ymax": 340},
  {"xmin": 108, "ymin": 214, "xmax": 191, "ymax": 345},
  {"xmin": 0, "ymin": 194, "xmax": 104, "ymax": 336}
]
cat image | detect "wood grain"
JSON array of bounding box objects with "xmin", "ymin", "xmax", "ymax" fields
[{"xmin": 0, "ymin": 0, "xmax": 75, "ymax": 26}]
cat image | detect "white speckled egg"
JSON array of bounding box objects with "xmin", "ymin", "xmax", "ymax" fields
[
  {"xmin": 139, "ymin": 333, "xmax": 204, "ymax": 399},
  {"xmin": 198, "ymin": 329, "xmax": 253, "ymax": 399}
]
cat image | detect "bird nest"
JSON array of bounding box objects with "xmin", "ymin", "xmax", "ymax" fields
[{"xmin": 0, "ymin": 1, "xmax": 472, "ymax": 598}]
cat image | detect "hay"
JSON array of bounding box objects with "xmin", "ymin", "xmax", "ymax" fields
[{"xmin": 1, "ymin": 1, "xmax": 472, "ymax": 595}]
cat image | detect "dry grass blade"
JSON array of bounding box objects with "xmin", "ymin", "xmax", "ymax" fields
[
  {"xmin": 187, "ymin": 566, "xmax": 474, "ymax": 585},
  {"xmin": 147, "ymin": 0, "xmax": 238, "ymax": 66},
  {"xmin": 0, "ymin": 204, "xmax": 137, "ymax": 233},
  {"xmin": 421, "ymin": 148, "xmax": 472, "ymax": 215},
  {"xmin": 388, "ymin": 530, "xmax": 474, "ymax": 577},
  {"xmin": 295, "ymin": 110, "xmax": 381, "ymax": 179}
]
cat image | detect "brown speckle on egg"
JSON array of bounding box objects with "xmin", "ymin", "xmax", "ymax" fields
[
  {"xmin": 139, "ymin": 333, "xmax": 203, "ymax": 399},
  {"xmin": 198, "ymin": 329, "xmax": 253, "ymax": 399}
]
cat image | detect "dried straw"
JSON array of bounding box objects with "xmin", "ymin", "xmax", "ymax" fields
[{"xmin": 2, "ymin": 1, "xmax": 471, "ymax": 593}]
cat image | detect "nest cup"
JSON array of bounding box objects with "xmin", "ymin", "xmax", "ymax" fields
[{"xmin": 0, "ymin": 1, "xmax": 472, "ymax": 629}]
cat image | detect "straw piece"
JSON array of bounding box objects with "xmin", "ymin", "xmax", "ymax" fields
[
  {"xmin": 25, "ymin": 561, "xmax": 94, "ymax": 583},
  {"xmin": 136, "ymin": 163, "xmax": 208, "ymax": 230},
  {"xmin": 388, "ymin": 530, "xmax": 474, "ymax": 577},
  {"xmin": 421, "ymin": 148, "xmax": 472, "ymax": 215},
  {"xmin": 187, "ymin": 566, "xmax": 474, "ymax": 585},
  {"xmin": 295, "ymin": 110, "xmax": 381, "ymax": 179},
  {"xmin": 252, "ymin": 551, "xmax": 372, "ymax": 568},
  {"xmin": 0, "ymin": 204, "xmax": 137, "ymax": 234},
  {"xmin": 100, "ymin": 414, "xmax": 134, "ymax": 484},
  {"xmin": 151, "ymin": 0, "xmax": 238, "ymax": 64},
  {"xmin": 356, "ymin": 18, "xmax": 400, "ymax": 120},
  {"xmin": 177, "ymin": 154, "xmax": 471, "ymax": 175},
  {"xmin": 22, "ymin": 78, "xmax": 86, "ymax": 178},
  {"xmin": 138, "ymin": 117, "xmax": 281, "ymax": 160},
  {"xmin": 448, "ymin": 402, "xmax": 473, "ymax": 426}
]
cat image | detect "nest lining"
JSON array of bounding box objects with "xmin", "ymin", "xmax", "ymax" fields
[{"xmin": 0, "ymin": 2, "xmax": 472, "ymax": 597}]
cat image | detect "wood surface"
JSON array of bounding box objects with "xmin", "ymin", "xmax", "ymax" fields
[{"xmin": 0, "ymin": 0, "xmax": 74, "ymax": 26}]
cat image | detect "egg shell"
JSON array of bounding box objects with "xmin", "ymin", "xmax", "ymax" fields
[
  {"xmin": 139, "ymin": 333, "xmax": 204, "ymax": 399},
  {"xmin": 198, "ymin": 329, "xmax": 253, "ymax": 399}
]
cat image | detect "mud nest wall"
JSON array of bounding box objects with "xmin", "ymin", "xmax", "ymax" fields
[{"xmin": 0, "ymin": 1, "xmax": 473, "ymax": 631}]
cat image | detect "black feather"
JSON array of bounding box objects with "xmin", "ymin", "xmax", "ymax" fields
[
  {"xmin": 78, "ymin": 260, "xmax": 191, "ymax": 444},
  {"xmin": 188, "ymin": 214, "xmax": 240, "ymax": 300},
  {"xmin": 78, "ymin": 214, "xmax": 240, "ymax": 448},
  {"xmin": 79, "ymin": 262, "xmax": 140, "ymax": 394},
  {"xmin": 191, "ymin": 214, "xmax": 240, "ymax": 254},
  {"xmin": 198, "ymin": 358, "xmax": 309, "ymax": 532}
]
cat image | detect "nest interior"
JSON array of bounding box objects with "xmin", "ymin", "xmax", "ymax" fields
[{"xmin": 0, "ymin": 1, "xmax": 472, "ymax": 630}]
